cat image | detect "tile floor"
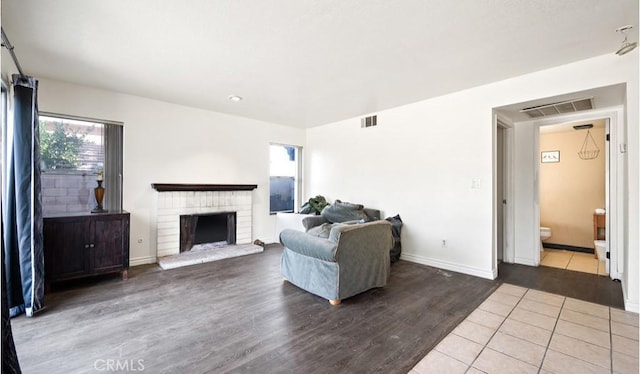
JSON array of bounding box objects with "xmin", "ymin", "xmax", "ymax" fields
[
  {"xmin": 410, "ymin": 284, "xmax": 639, "ymax": 374},
  {"xmin": 540, "ymin": 249, "xmax": 608, "ymax": 276}
]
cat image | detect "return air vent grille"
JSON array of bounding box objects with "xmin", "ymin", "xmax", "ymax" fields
[
  {"xmin": 520, "ymin": 97, "xmax": 593, "ymax": 118},
  {"xmin": 361, "ymin": 115, "xmax": 377, "ymax": 128}
]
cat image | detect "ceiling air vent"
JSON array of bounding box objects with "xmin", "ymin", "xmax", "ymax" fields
[
  {"xmin": 520, "ymin": 97, "xmax": 593, "ymax": 118},
  {"xmin": 361, "ymin": 115, "xmax": 377, "ymax": 128}
]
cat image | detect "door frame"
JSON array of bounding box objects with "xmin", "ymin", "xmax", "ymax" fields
[
  {"xmin": 530, "ymin": 107, "xmax": 624, "ymax": 279},
  {"xmin": 493, "ymin": 114, "xmax": 515, "ymax": 272}
]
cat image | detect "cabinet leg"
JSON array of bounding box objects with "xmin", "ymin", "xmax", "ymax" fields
[{"xmin": 121, "ymin": 269, "xmax": 128, "ymax": 280}]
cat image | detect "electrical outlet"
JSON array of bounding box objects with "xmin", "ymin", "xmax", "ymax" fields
[
  {"xmin": 442, "ymin": 239, "xmax": 447, "ymax": 247},
  {"xmin": 471, "ymin": 178, "xmax": 481, "ymax": 189}
]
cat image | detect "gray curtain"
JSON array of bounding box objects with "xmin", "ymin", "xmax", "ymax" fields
[
  {"xmin": 2, "ymin": 209, "xmax": 22, "ymax": 373},
  {"xmin": 103, "ymin": 123, "xmax": 123, "ymax": 211},
  {"xmin": 2, "ymin": 74, "xmax": 44, "ymax": 318}
]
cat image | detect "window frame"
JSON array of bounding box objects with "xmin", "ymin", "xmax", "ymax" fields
[
  {"xmin": 269, "ymin": 143, "xmax": 303, "ymax": 214},
  {"xmin": 38, "ymin": 113, "xmax": 105, "ymax": 174},
  {"xmin": 38, "ymin": 112, "xmax": 124, "ymax": 213}
]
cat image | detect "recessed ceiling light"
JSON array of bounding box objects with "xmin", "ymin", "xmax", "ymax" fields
[{"xmin": 228, "ymin": 95, "xmax": 243, "ymax": 102}]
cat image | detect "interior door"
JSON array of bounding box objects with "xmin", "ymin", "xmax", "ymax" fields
[{"xmin": 497, "ymin": 126, "xmax": 505, "ymax": 261}]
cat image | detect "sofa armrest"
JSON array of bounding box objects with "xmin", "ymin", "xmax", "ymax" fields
[
  {"xmin": 302, "ymin": 216, "xmax": 329, "ymax": 231},
  {"xmin": 280, "ymin": 229, "xmax": 337, "ymax": 262},
  {"xmin": 329, "ymin": 221, "xmax": 393, "ymax": 260}
]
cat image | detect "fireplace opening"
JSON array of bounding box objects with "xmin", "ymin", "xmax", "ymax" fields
[{"xmin": 180, "ymin": 212, "xmax": 236, "ymax": 252}]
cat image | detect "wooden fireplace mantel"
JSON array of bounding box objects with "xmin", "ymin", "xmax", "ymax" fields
[{"xmin": 151, "ymin": 183, "xmax": 258, "ymax": 192}]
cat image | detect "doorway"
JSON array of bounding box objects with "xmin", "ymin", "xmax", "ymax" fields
[
  {"xmin": 496, "ymin": 125, "xmax": 504, "ymax": 262},
  {"xmin": 494, "ymin": 116, "xmax": 515, "ymax": 270},
  {"xmin": 531, "ymin": 110, "xmax": 623, "ymax": 282},
  {"xmin": 498, "ymin": 107, "xmax": 624, "ymax": 281},
  {"xmin": 537, "ymin": 119, "xmax": 609, "ymax": 276},
  {"xmin": 495, "ymin": 120, "xmax": 508, "ymax": 264}
]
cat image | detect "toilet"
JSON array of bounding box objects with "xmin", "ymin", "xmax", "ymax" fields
[
  {"xmin": 540, "ymin": 226, "xmax": 552, "ymax": 251},
  {"xmin": 540, "ymin": 227, "xmax": 552, "ymax": 241},
  {"xmin": 594, "ymin": 240, "xmax": 607, "ymax": 260}
]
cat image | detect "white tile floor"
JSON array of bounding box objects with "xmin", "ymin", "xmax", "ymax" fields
[
  {"xmin": 540, "ymin": 249, "xmax": 608, "ymax": 276},
  {"xmin": 410, "ymin": 284, "xmax": 639, "ymax": 374}
]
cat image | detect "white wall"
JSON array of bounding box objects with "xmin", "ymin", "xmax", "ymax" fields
[
  {"xmin": 306, "ymin": 89, "xmax": 497, "ymax": 279},
  {"xmin": 305, "ymin": 52, "xmax": 639, "ymax": 311},
  {"xmin": 36, "ymin": 78, "xmax": 305, "ymax": 265}
]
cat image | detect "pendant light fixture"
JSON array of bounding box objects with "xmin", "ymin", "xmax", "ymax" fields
[
  {"xmin": 615, "ymin": 25, "xmax": 638, "ymax": 56},
  {"xmin": 576, "ymin": 125, "xmax": 600, "ymax": 160}
]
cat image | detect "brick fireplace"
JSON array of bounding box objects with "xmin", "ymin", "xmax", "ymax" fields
[{"xmin": 152, "ymin": 184, "xmax": 257, "ymax": 257}]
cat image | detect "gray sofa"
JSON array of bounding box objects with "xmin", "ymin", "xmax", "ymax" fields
[{"xmin": 280, "ymin": 213, "xmax": 393, "ymax": 305}]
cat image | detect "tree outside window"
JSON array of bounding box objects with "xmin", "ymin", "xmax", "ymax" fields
[{"xmin": 39, "ymin": 116, "xmax": 103, "ymax": 172}]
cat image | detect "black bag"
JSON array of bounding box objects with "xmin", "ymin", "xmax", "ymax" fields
[{"xmin": 385, "ymin": 214, "xmax": 403, "ymax": 263}]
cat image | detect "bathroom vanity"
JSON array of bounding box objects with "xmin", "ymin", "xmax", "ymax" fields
[
  {"xmin": 593, "ymin": 213, "xmax": 606, "ymax": 241},
  {"xmin": 593, "ymin": 213, "xmax": 606, "ymax": 259}
]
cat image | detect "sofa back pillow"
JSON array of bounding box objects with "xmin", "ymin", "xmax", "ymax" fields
[{"xmin": 321, "ymin": 200, "xmax": 368, "ymax": 223}]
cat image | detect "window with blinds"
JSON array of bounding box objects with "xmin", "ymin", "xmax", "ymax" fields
[{"xmin": 39, "ymin": 113, "xmax": 123, "ymax": 214}]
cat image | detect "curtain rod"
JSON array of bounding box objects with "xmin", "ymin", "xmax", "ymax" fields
[{"xmin": 1, "ymin": 27, "xmax": 27, "ymax": 80}]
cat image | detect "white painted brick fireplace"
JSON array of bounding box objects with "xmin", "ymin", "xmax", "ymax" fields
[{"xmin": 153, "ymin": 186, "xmax": 255, "ymax": 258}]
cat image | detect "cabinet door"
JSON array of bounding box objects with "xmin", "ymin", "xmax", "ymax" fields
[
  {"xmin": 44, "ymin": 217, "xmax": 90, "ymax": 280},
  {"xmin": 92, "ymin": 215, "xmax": 129, "ymax": 273}
]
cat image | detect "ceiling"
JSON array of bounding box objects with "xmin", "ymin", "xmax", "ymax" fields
[{"xmin": 1, "ymin": 0, "xmax": 638, "ymax": 128}]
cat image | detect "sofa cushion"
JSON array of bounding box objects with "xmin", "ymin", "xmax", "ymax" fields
[
  {"xmin": 306, "ymin": 223, "xmax": 333, "ymax": 238},
  {"xmin": 321, "ymin": 200, "xmax": 368, "ymax": 223},
  {"xmin": 307, "ymin": 220, "xmax": 363, "ymax": 239},
  {"xmin": 302, "ymin": 215, "xmax": 329, "ymax": 231}
]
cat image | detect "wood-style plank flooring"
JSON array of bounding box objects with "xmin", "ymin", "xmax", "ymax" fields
[
  {"xmin": 498, "ymin": 262, "xmax": 624, "ymax": 308},
  {"xmin": 11, "ymin": 245, "xmax": 498, "ymax": 374}
]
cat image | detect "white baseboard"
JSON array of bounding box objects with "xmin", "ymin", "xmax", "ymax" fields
[
  {"xmin": 400, "ymin": 253, "xmax": 496, "ymax": 280},
  {"xmin": 157, "ymin": 249, "xmax": 175, "ymax": 258},
  {"xmin": 129, "ymin": 256, "xmax": 157, "ymax": 267},
  {"xmin": 624, "ymin": 299, "xmax": 639, "ymax": 313},
  {"xmin": 622, "ymin": 281, "xmax": 640, "ymax": 313},
  {"xmin": 514, "ymin": 257, "xmax": 537, "ymax": 267}
]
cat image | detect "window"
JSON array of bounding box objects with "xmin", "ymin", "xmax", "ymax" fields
[
  {"xmin": 39, "ymin": 115, "xmax": 104, "ymax": 171},
  {"xmin": 269, "ymin": 144, "xmax": 301, "ymax": 214},
  {"xmin": 39, "ymin": 113, "xmax": 123, "ymax": 214}
]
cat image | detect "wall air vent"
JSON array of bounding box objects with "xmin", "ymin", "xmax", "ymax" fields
[
  {"xmin": 361, "ymin": 115, "xmax": 377, "ymax": 128},
  {"xmin": 520, "ymin": 97, "xmax": 593, "ymax": 118}
]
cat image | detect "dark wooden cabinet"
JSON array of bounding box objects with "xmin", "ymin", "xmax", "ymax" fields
[{"xmin": 44, "ymin": 211, "xmax": 130, "ymax": 285}]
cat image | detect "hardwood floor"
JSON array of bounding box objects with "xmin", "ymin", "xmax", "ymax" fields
[
  {"xmin": 11, "ymin": 245, "xmax": 498, "ymax": 374},
  {"xmin": 498, "ymin": 262, "xmax": 624, "ymax": 308}
]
